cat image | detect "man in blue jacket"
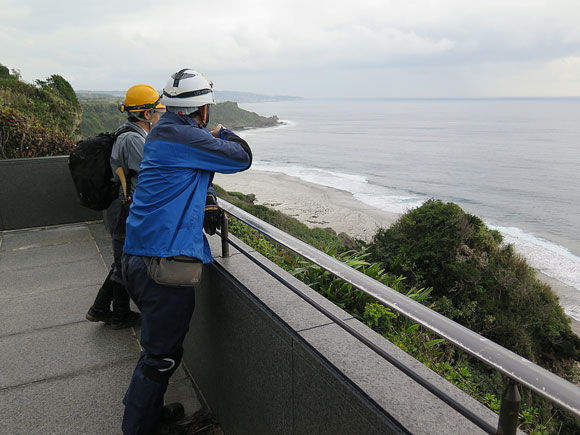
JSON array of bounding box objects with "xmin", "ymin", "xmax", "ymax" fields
[{"xmin": 121, "ymin": 69, "xmax": 252, "ymax": 434}]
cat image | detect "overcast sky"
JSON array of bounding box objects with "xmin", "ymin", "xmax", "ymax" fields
[{"xmin": 1, "ymin": 0, "xmax": 579, "ymax": 98}]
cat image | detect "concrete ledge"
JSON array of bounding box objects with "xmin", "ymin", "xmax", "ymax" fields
[
  {"xmin": 0, "ymin": 156, "xmax": 101, "ymax": 230},
  {"xmin": 184, "ymin": 234, "xmax": 500, "ymax": 434}
]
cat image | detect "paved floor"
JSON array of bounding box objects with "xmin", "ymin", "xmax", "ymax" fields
[{"xmin": 0, "ymin": 223, "xmax": 205, "ymax": 435}]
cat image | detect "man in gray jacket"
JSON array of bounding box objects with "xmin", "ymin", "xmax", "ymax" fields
[{"xmin": 86, "ymin": 84, "xmax": 165, "ymax": 329}]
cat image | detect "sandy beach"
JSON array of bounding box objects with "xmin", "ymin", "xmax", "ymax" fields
[
  {"xmin": 214, "ymin": 169, "xmax": 580, "ymax": 336},
  {"xmin": 214, "ymin": 169, "xmax": 400, "ymax": 242}
]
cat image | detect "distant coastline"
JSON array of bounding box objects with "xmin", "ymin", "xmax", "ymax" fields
[
  {"xmin": 75, "ymin": 89, "xmax": 304, "ymax": 103},
  {"xmin": 76, "ymin": 95, "xmax": 283, "ymax": 138}
]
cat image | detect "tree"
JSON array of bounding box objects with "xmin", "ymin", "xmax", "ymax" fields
[
  {"xmin": 36, "ymin": 74, "xmax": 80, "ymax": 108},
  {"xmin": 0, "ymin": 63, "xmax": 11, "ymax": 79},
  {"xmin": 10, "ymin": 68, "xmax": 22, "ymax": 80}
]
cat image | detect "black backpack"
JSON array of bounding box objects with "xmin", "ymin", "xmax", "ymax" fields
[{"xmin": 69, "ymin": 127, "xmax": 130, "ymax": 211}]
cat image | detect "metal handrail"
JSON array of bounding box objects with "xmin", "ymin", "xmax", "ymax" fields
[{"xmin": 218, "ymin": 199, "xmax": 580, "ymax": 424}]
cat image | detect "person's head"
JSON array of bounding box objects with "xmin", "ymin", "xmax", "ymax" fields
[
  {"xmin": 160, "ymin": 69, "xmax": 215, "ymax": 127},
  {"xmin": 119, "ymin": 84, "xmax": 166, "ymax": 132}
]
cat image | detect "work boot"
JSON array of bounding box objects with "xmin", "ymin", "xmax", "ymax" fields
[
  {"xmin": 111, "ymin": 281, "xmax": 141, "ymax": 330},
  {"xmin": 161, "ymin": 403, "xmax": 185, "ymax": 425},
  {"xmin": 150, "ymin": 403, "xmax": 186, "ymax": 435},
  {"xmin": 86, "ymin": 273, "xmax": 115, "ymax": 323},
  {"xmin": 85, "ymin": 307, "xmax": 113, "ymax": 324}
]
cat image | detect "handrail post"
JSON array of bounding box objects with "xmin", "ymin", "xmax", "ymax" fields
[
  {"xmin": 221, "ymin": 211, "xmax": 230, "ymax": 257},
  {"xmin": 496, "ymin": 379, "xmax": 521, "ymax": 435}
]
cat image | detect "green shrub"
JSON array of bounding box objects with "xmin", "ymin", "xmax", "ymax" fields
[
  {"xmin": 368, "ymin": 200, "xmax": 580, "ymax": 370},
  {"xmin": 0, "ymin": 106, "xmax": 75, "ymax": 158},
  {"xmin": 0, "ymin": 66, "xmax": 82, "ymax": 158},
  {"xmin": 367, "ymin": 199, "xmax": 580, "ymax": 433}
]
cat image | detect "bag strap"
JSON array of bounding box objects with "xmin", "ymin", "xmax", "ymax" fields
[
  {"xmin": 115, "ymin": 167, "xmax": 128, "ymax": 200},
  {"xmin": 112, "ymin": 125, "xmax": 138, "ymax": 199}
]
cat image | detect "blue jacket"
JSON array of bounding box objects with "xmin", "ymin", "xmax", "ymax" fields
[{"xmin": 123, "ymin": 112, "xmax": 252, "ymax": 262}]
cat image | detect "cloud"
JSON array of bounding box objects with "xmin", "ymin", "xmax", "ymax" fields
[{"xmin": 1, "ymin": 0, "xmax": 579, "ymax": 96}]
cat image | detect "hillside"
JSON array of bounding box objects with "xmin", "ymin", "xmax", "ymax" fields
[
  {"xmin": 0, "ymin": 64, "xmax": 81, "ymax": 158},
  {"xmin": 209, "ymin": 101, "xmax": 280, "ymax": 131}
]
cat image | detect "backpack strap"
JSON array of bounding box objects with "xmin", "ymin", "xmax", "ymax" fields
[
  {"xmin": 113, "ymin": 125, "xmax": 134, "ymax": 139},
  {"xmin": 115, "ymin": 167, "xmax": 128, "ymax": 200},
  {"xmin": 112, "ymin": 125, "xmax": 141, "ymax": 197}
]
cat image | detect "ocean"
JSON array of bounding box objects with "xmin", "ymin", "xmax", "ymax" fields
[{"xmin": 235, "ymin": 98, "xmax": 580, "ymax": 321}]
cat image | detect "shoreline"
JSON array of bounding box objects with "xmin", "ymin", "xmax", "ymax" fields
[
  {"xmin": 214, "ymin": 169, "xmax": 399, "ymax": 242},
  {"xmin": 214, "ymin": 169, "xmax": 580, "ymax": 336},
  {"xmin": 237, "ymin": 120, "xmax": 287, "ymax": 131},
  {"xmin": 537, "ymin": 272, "xmax": 580, "ymax": 336}
]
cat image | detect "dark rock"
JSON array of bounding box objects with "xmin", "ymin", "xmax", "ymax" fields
[{"xmin": 338, "ymin": 232, "xmax": 360, "ymax": 250}]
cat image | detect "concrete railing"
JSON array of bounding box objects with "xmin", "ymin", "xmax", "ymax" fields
[
  {"xmin": 186, "ymin": 234, "xmax": 499, "ymax": 434},
  {"xmin": 0, "ymin": 156, "xmax": 101, "ymax": 231}
]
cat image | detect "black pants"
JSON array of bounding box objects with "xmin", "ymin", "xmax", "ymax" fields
[{"xmin": 90, "ymin": 198, "xmax": 130, "ymax": 312}]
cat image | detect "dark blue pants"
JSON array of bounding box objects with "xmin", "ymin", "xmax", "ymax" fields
[{"xmin": 121, "ymin": 254, "xmax": 196, "ymax": 435}]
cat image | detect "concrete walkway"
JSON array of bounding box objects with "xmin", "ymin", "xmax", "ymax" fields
[{"xmin": 0, "ymin": 223, "xmax": 204, "ymax": 435}]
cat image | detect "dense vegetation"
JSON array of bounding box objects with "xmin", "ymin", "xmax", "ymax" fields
[
  {"xmin": 0, "ymin": 63, "xmax": 81, "ymax": 158},
  {"xmin": 216, "ymin": 188, "xmax": 580, "ymax": 434},
  {"xmin": 368, "ymin": 200, "xmax": 580, "ymax": 372},
  {"xmin": 77, "ymin": 99, "xmax": 125, "ymax": 137}
]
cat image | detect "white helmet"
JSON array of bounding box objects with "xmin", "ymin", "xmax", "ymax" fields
[{"xmin": 161, "ymin": 69, "xmax": 215, "ymax": 114}]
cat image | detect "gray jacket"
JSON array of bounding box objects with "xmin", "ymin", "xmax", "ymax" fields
[{"xmin": 110, "ymin": 121, "xmax": 147, "ymax": 196}]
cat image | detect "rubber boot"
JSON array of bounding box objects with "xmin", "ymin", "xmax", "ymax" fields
[
  {"xmin": 86, "ymin": 272, "xmax": 114, "ymax": 323},
  {"xmin": 111, "ymin": 281, "xmax": 141, "ymax": 330},
  {"xmin": 161, "ymin": 403, "xmax": 185, "ymax": 425}
]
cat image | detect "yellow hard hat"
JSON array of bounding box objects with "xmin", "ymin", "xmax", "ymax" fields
[{"xmin": 119, "ymin": 84, "xmax": 165, "ymax": 113}]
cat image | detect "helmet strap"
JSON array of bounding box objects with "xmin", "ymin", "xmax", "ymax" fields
[
  {"xmin": 201, "ymin": 105, "xmax": 209, "ymax": 128},
  {"xmin": 134, "ymin": 109, "xmax": 154, "ymax": 132}
]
